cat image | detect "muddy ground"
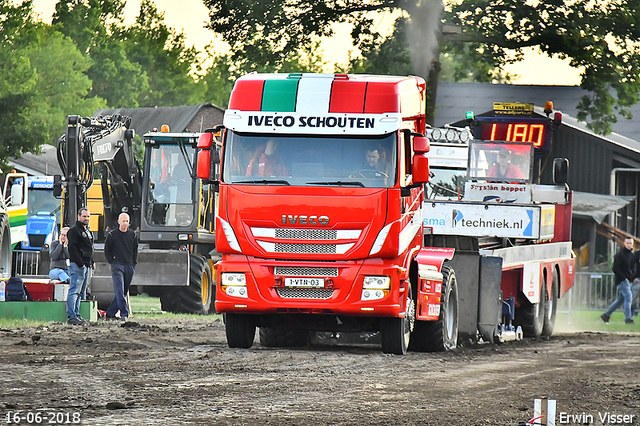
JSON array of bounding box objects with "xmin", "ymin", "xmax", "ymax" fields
[{"xmin": 1, "ymin": 317, "xmax": 639, "ymax": 426}]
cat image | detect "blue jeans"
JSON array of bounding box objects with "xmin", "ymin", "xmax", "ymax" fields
[
  {"xmin": 106, "ymin": 263, "xmax": 135, "ymax": 319},
  {"xmin": 49, "ymin": 268, "xmax": 69, "ymax": 282},
  {"xmin": 604, "ymin": 279, "xmax": 633, "ymax": 320},
  {"xmin": 66, "ymin": 263, "xmax": 90, "ymax": 320}
]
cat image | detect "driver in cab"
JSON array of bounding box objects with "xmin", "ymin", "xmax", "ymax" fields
[
  {"xmin": 487, "ymin": 147, "xmax": 525, "ymax": 180},
  {"xmin": 358, "ymin": 146, "xmax": 391, "ymax": 183},
  {"xmin": 246, "ymin": 139, "xmax": 287, "ymax": 177}
]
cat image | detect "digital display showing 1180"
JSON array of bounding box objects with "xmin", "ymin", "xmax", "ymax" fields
[{"xmin": 479, "ymin": 121, "xmax": 549, "ymax": 149}]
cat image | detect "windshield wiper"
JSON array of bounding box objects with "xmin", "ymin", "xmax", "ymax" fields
[
  {"xmin": 234, "ymin": 179, "xmax": 291, "ymax": 185},
  {"xmin": 306, "ymin": 181, "xmax": 365, "ymax": 187}
]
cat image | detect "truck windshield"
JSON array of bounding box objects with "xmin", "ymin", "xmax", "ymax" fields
[
  {"xmin": 146, "ymin": 144, "xmax": 196, "ymax": 226},
  {"xmin": 28, "ymin": 188, "xmax": 59, "ymax": 217},
  {"xmin": 222, "ymin": 132, "xmax": 397, "ymax": 188}
]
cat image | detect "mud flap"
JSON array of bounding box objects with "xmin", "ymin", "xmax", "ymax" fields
[
  {"xmin": 477, "ymin": 256, "xmax": 503, "ymax": 344},
  {"xmin": 89, "ymin": 248, "xmax": 190, "ymax": 309},
  {"xmin": 446, "ymin": 253, "xmax": 502, "ymax": 343}
]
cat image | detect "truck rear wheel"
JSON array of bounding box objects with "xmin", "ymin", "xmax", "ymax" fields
[
  {"xmin": 542, "ymin": 270, "xmax": 559, "ymax": 337},
  {"xmin": 225, "ymin": 313, "xmax": 256, "ymax": 348},
  {"xmin": 0, "ymin": 216, "xmax": 11, "ymax": 278},
  {"xmin": 516, "ymin": 285, "xmax": 544, "ymax": 337},
  {"xmin": 410, "ymin": 265, "xmax": 459, "ymax": 352},
  {"xmin": 259, "ymin": 327, "xmax": 310, "ymax": 347},
  {"xmin": 381, "ymin": 280, "xmax": 415, "ymax": 355},
  {"xmin": 159, "ymin": 254, "xmax": 213, "ymax": 314}
]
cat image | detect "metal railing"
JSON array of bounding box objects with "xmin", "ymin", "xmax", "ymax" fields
[
  {"xmin": 12, "ymin": 250, "xmax": 43, "ymax": 276},
  {"xmin": 558, "ymin": 272, "xmax": 617, "ymax": 312}
]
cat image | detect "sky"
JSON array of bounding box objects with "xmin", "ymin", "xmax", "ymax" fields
[{"xmin": 31, "ymin": 0, "xmax": 582, "ymax": 86}]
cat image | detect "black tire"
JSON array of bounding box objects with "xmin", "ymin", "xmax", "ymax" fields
[
  {"xmin": 542, "ymin": 269, "xmax": 559, "ymax": 337},
  {"xmin": 381, "ymin": 280, "xmax": 415, "ymax": 355},
  {"xmin": 0, "ymin": 216, "xmax": 12, "ymax": 277},
  {"xmin": 160, "ymin": 254, "xmax": 213, "ymax": 314},
  {"xmin": 410, "ymin": 265, "xmax": 459, "ymax": 352},
  {"xmin": 516, "ymin": 283, "xmax": 544, "ymax": 338},
  {"xmin": 225, "ymin": 313, "xmax": 256, "ymax": 348},
  {"xmin": 259, "ymin": 327, "xmax": 310, "ymax": 347}
]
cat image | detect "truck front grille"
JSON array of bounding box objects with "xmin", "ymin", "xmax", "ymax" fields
[
  {"xmin": 28, "ymin": 235, "xmax": 46, "ymax": 248},
  {"xmin": 274, "ymin": 266, "xmax": 338, "ymax": 277},
  {"xmin": 276, "ymin": 288, "xmax": 335, "ymax": 299},
  {"xmin": 251, "ymin": 227, "xmax": 360, "ymax": 255},
  {"xmin": 276, "ymin": 229, "xmax": 337, "ymax": 240}
]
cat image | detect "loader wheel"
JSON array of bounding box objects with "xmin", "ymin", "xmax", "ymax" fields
[
  {"xmin": 0, "ymin": 216, "xmax": 11, "ymax": 278},
  {"xmin": 259, "ymin": 327, "xmax": 311, "ymax": 347},
  {"xmin": 381, "ymin": 280, "xmax": 415, "ymax": 355},
  {"xmin": 410, "ymin": 265, "xmax": 459, "ymax": 352},
  {"xmin": 159, "ymin": 254, "xmax": 213, "ymax": 314},
  {"xmin": 225, "ymin": 313, "xmax": 256, "ymax": 348},
  {"xmin": 515, "ymin": 285, "xmax": 544, "ymax": 338},
  {"xmin": 542, "ymin": 270, "xmax": 559, "ymax": 337}
]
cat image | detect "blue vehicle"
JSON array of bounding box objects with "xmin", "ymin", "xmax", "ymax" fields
[{"xmin": 4, "ymin": 173, "xmax": 60, "ymax": 251}]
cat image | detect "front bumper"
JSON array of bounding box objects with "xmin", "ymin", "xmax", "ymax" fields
[{"xmin": 215, "ymin": 254, "xmax": 408, "ymax": 318}]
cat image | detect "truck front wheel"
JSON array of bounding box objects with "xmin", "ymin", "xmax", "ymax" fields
[
  {"xmin": 410, "ymin": 265, "xmax": 459, "ymax": 352},
  {"xmin": 381, "ymin": 280, "xmax": 415, "ymax": 355},
  {"xmin": 225, "ymin": 313, "xmax": 256, "ymax": 348}
]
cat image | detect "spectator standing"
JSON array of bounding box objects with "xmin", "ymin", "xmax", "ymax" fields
[
  {"xmin": 631, "ymin": 249, "xmax": 640, "ymax": 317},
  {"xmin": 66, "ymin": 208, "xmax": 93, "ymax": 325},
  {"xmin": 601, "ymin": 237, "xmax": 636, "ymax": 324},
  {"xmin": 49, "ymin": 227, "xmax": 70, "ymax": 283},
  {"xmin": 104, "ymin": 213, "xmax": 138, "ymax": 320}
]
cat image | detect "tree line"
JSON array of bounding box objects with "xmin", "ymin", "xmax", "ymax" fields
[{"xmin": 3, "ymin": 0, "xmax": 639, "ymax": 168}]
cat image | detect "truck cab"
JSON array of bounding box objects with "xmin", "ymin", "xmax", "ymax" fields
[{"xmin": 199, "ymin": 73, "xmax": 436, "ymax": 354}]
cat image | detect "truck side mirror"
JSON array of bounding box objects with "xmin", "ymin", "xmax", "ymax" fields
[
  {"xmin": 553, "ymin": 158, "xmax": 569, "ymax": 185},
  {"xmin": 412, "ymin": 155, "xmax": 430, "ymax": 184},
  {"xmin": 197, "ymin": 131, "xmax": 221, "ymax": 182},
  {"xmin": 413, "ymin": 136, "xmax": 430, "ymax": 154}
]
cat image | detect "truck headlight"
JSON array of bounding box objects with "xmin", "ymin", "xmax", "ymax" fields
[
  {"xmin": 361, "ymin": 276, "xmax": 390, "ymax": 301},
  {"xmin": 221, "ymin": 272, "xmax": 248, "ymax": 298},
  {"xmin": 363, "ymin": 276, "xmax": 390, "ymax": 289}
]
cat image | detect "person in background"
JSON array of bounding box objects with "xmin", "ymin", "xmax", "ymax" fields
[
  {"xmin": 601, "ymin": 237, "xmax": 636, "ymax": 324},
  {"xmin": 66, "ymin": 208, "xmax": 94, "ymax": 326},
  {"xmin": 487, "ymin": 147, "xmax": 525, "ymax": 179},
  {"xmin": 631, "ymin": 248, "xmax": 640, "ymax": 317},
  {"xmin": 246, "ymin": 139, "xmax": 286, "ymax": 177},
  {"xmin": 49, "ymin": 227, "xmax": 70, "ymax": 283},
  {"xmin": 104, "ymin": 212, "xmax": 138, "ymax": 321}
]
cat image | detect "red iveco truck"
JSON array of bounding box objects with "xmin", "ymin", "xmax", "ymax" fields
[{"xmin": 196, "ymin": 74, "xmax": 574, "ymax": 354}]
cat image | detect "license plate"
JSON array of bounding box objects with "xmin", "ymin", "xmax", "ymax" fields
[{"xmin": 284, "ymin": 277, "xmax": 325, "ymax": 288}]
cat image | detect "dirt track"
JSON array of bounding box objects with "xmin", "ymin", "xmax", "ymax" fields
[{"xmin": 1, "ymin": 317, "xmax": 639, "ymax": 426}]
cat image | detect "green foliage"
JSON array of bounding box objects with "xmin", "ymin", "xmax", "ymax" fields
[
  {"xmin": 0, "ymin": 1, "xmax": 104, "ymax": 167},
  {"xmin": 203, "ymin": 0, "xmax": 397, "ymax": 70},
  {"xmin": 204, "ymin": 0, "xmax": 640, "ymax": 135},
  {"xmin": 118, "ymin": 0, "xmax": 203, "ymax": 107},
  {"xmin": 446, "ymin": 0, "xmax": 640, "ymax": 135},
  {"xmin": 53, "ymin": 0, "xmax": 149, "ymax": 107}
]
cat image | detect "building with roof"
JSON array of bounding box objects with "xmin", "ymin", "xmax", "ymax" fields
[{"xmin": 94, "ymin": 103, "xmax": 224, "ymax": 137}]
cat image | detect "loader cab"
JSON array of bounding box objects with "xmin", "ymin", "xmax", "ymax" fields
[{"xmin": 140, "ymin": 132, "xmax": 216, "ymax": 241}]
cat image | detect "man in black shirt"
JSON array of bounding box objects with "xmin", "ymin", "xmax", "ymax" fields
[
  {"xmin": 602, "ymin": 237, "xmax": 636, "ymax": 324},
  {"xmin": 104, "ymin": 213, "xmax": 139, "ymax": 320},
  {"xmin": 66, "ymin": 208, "xmax": 93, "ymax": 325}
]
